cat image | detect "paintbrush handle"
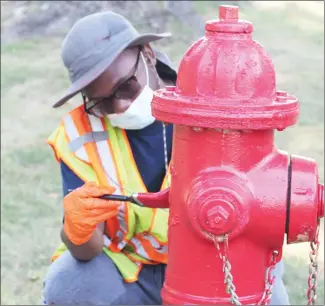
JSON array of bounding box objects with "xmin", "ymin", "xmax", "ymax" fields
[{"xmin": 99, "ymin": 194, "xmax": 133, "ymax": 202}]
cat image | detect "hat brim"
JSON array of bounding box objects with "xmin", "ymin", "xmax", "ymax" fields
[{"xmin": 52, "ymin": 32, "xmax": 171, "ymax": 108}]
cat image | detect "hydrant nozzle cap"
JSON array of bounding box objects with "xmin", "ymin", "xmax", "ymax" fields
[
  {"xmin": 206, "ymin": 5, "xmax": 253, "ymax": 34},
  {"xmin": 318, "ymin": 183, "xmax": 324, "ymax": 218}
]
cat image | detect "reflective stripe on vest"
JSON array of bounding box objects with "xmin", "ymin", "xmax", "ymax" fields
[
  {"xmin": 63, "ymin": 114, "xmax": 89, "ymax": 163},
  {"xmin": 130, "ymin": 237, "xmax": 150, "ymax": 259},
  {"xmin": 47, "ymin": 125, "xmax": 98, "ymax": 183},
  {"xmin": 129, "ymin": 235, "xmax": 168, "ymax": 263},
  {"xmin": 115, "ymin": 204, "xmax": 129, "ymax": 251},
  {"xmin": 87, "ymin": 115, "xmax": 123, "ymax": 195},
  {"xmin": 68, "ymin": 131, "xmax": 109, "ymax": 152}
]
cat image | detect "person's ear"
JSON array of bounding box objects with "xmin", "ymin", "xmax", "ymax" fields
[{"xmin": 142, "ymin": 44, "xmax": 157, "ymax": 67}]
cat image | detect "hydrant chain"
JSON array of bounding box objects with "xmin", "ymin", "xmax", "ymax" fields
[
  {"xmin": 162, "ymin": 122, "xmax": 170, "ymax": 187},
  {"xmin": 257, "ymin": 251, "xmax": 279, "ymax": 305},
  {"xmin": 307, "ymin": 222, "xmax": 320, "ymax": 305},
  {"xmin": 214, "ymin": 235, "xmax": 242, "ymax": 305},
  {"xmin": 213, "ymin": 234, "xmax": 280, "ymax": 306},
  {"xmin": 207, "ymin": 222, "xmax": 320, "ymax": 306}
]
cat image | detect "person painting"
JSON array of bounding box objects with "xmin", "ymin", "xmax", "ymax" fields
[{"xmin": 42, "ymin": 11, "xmax": 290, "ymax": 305}]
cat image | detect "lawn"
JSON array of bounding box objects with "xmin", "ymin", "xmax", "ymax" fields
[{"xmin": 1, "ymin": 1, "xmax": 324, "ymax": 305}]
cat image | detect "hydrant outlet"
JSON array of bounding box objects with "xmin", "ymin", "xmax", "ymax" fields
[
  {"xmin": 318, "ymin": 183, "xmax": 324, "ymax": 218},
  {"xmin": 187, "ymin": 168, "xmax": 252, "ymax": 240},
  {"xmin": 287, "ymin": 155, "xmax": 322, "ymax": 244}
]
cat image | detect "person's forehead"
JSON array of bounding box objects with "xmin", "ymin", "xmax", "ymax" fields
[
  {"xmin": 111, "ymin": 47, "xmax": 138, "ymax": 69},
  {"xmin": 84, "ymin": 47, "xmax": 139, "ymax": 96}
]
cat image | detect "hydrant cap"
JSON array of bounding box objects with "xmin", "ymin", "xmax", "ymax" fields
[{"xmin": 152, "ymin": 5, "xmax": 299, "ymax": 130}]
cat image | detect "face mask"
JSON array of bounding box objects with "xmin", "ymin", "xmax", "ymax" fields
[{"xmin": 106, "ymin": 52, "xmax": 156, "ymax": 130}]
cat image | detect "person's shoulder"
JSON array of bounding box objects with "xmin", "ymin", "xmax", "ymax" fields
[
  {"xmin": 153, "ymin": 48, "xmax": 177, "ymax": 84},
  {"xmin": 47, "ymin": 104, "xmax": 82, "ymax": 144},
  {"xmin": 51, "ymin": 104, "xmax": 85, "ymax": 130},
  {"xmin": 156, "ymin": 59, "xmax": 177, "ymax": 84}
]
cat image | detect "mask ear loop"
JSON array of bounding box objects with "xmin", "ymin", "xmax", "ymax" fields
[{"xmin": 140, "ymin": 52, "xmax": 150, "ymax": 85}]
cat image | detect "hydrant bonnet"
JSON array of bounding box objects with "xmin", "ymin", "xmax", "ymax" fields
[{"xmin": 152, "ymin": 5, "xmax": 300, "ymax": 130}]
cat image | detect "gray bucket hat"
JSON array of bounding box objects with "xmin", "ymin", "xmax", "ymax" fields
[{"xmin": 53, "ymin": 11, "xmax": 172, "ymax": 108}]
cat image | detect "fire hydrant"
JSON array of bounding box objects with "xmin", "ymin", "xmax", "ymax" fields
[{"xmin": 135, "ymin": 4, "xmax": 324, "ymax": 305}]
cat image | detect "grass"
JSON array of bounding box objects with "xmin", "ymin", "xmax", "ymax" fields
[{"xmin": 1, "ymin": 1, "xmax": 324, "ymax": 305}]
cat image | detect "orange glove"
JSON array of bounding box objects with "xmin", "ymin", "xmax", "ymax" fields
[{"xmin": 63, "ymin": 181, "xmax": 121, "ymax": 245}]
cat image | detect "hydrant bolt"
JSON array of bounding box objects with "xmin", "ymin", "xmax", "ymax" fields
[
  {"xmin": 275, "ymin": 90, "xmax": 288, "ymax": 102},
  {"xmin": 193, "ymin": 127, "xmax": 204, "ymax": 132},
  {"xmin": 276, "ymin": 91, "xmax": 287, "ymax": 97}
]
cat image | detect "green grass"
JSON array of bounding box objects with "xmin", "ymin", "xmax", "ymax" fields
[
  {"xmin": 1, "ymin": 1, "xmax": 324, "ymax": 305},
  {"xmin": 1, "ymin": 147, "xmax": 62, "ymax": 304},
  {"xmin": 284, "ymin": 255, "xmax": 324, "ymax": 305}
]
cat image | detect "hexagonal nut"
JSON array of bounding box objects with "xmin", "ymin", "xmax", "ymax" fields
[{"xmin": 206, "ymin": 206, "xmax": 230, "ymax": 229}]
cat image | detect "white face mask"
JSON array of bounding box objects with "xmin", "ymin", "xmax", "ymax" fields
[{"xmin": 106, "ymin": 52, "xmax": 156, "ymax": 130}]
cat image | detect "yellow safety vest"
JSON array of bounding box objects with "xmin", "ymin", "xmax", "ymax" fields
[{"xmin": 47, "ymin": 105, "xmax": 170, "ymax": 283}]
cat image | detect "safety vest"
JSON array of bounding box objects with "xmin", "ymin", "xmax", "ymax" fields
[{"xmin": 47, "ymin": 105, "xmax": 170, "ymax": 283}]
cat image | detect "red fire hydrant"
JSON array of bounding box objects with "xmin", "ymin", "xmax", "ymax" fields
[{"xmin": 135, "ymin": 4, "xmax": 324, "ymax": 305}]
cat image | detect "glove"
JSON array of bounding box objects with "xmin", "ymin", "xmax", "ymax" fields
[{"xmin": 63, "ymin": 181, "xmax": 121, "ymax": 245}]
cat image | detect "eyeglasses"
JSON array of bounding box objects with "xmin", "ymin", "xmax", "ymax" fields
[{"xmin": 83, "ymin": 48, "xmax": 142, "ymax": 116}]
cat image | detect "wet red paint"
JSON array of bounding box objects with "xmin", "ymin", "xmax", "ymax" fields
[{"xmin": 135, "ymin": 4, "xmax": 324, "ymax": 305}]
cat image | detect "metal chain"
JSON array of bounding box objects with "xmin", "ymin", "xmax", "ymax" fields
[
  {"xmin": 212, "ymin": 234, "xmax": 279, "ymax": 306},
  {"xmin": 162, "ymin": 122, "xmax": 170, "ymax": 187},
  {"xmin": 256, "ymin": 251, "xmax": 279, "ymax": 305},
  {"xmin": 214, "ymin": 235, "xmax": 242, "ymax": 305},
  {"xmin": 307, "ymin": 222, "xmax": 320, "ymax": 305}
]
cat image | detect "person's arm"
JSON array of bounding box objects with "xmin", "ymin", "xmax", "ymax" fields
[
  {"xmin": 60, "ymin": 221, "xmax": 105, "ymax": 261},
  {"xmin": 59, "ymin": 161, "xmax": 106, "ymax": 261}
]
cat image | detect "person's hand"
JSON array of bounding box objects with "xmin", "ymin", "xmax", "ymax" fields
[{"xmin": 63, "ymin": 181, "xmax": 120, "ymax": 245}]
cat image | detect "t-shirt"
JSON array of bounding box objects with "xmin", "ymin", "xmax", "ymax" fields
[{"xmin": 60, "ymin": 121, "xmax": 173, "ymax": 196}]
